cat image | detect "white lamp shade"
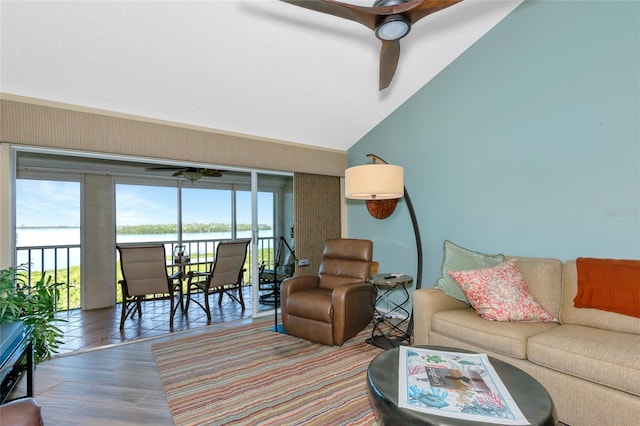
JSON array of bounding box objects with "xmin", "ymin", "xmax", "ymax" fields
[{"xmin": 345, "ymin": 164, "xmax": 404, "ymax": 200}]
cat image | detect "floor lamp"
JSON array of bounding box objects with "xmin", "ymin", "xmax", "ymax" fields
[
  {"xmin": 268, "ymin": 236, "xmax": 296, "ymax": 334},
  {"xmin": 345, "ymin": 153, "xmax": 423, "ymax": 347}
]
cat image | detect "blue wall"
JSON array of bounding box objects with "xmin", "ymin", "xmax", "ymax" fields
[{"xmin": 348, "ymin": 1, "xmax": 640, "ymax": 293}]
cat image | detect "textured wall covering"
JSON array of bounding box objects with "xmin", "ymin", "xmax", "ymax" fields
[
  {"xmin": 348, "ymin": 1, "xmax": 640, "ymax": 303},
  {"xmin": 294, "ymin": 173, "xmax": 341, "ymax": 276},
  {"xmin": 0, "ymin": 97, "xmax": 347, "ymax": 268},
  {"xmin": 81, "ymin": 175, "xmax": 116, "ymax": 309},
  {"xmin": 0, "ymin": 97, "xmax": 348, "ymax": 176}
]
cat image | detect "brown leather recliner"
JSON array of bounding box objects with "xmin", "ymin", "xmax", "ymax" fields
[{"xmin": 281, "ymin": 238, "xmax": 376, "ymax": 346}]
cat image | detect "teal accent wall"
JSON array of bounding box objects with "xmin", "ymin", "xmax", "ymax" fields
[{"xmin": 348, "ymin": 1, "xmax": 640, "ymax": 293}]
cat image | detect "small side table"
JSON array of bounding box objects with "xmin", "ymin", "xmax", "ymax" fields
[{"xmin": 367, "ymin": 273, "xmax": 413, "ymax": 349}]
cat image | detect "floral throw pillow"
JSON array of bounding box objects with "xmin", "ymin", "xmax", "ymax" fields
[{"xmin": 447, "ymin": 260, "xmax": 557, "ymax": 322}]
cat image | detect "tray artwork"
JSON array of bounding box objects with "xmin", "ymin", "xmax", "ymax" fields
[{"xmin": 398, "ymin": 347, "xmax": 530, "ymax": 425}]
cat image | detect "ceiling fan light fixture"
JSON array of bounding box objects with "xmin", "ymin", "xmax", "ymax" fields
[
  {"xmin": 375, "ymin": 15, "xmax": 411, "ymax": 41},
  {"xmin": 182, "ymin": 170, "xmax": 203, "ymax": 182}
]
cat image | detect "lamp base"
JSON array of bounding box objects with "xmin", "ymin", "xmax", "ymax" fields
[
  {"xmin": 366, "ymin": 334, "xmax": 410, "ymax": 350},
  {"xmin": 269, "ymin": 324, "xmax": 288, "ymax": 334}
]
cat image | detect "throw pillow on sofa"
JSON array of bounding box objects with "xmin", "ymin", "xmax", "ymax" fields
[
  {"xmin": 448, "ymin": 259, "xmax": 557, "ymax": 322},
  {"xmin": 434, "ymin": 240, "xmax": 505, "ymax": 304}
]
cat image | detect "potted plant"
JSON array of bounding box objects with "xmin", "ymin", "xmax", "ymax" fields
[{"xmin": 0, "ymin": 265, "xmax": 65, "ymax": 364}]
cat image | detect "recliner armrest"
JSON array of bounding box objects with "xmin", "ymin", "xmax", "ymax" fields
[
  {"xmin": 331, "ymin": 281, "xmax": 376, "ymax": 320},
  {"xmin": 281, "ymin": 275, "xmax": 319, "ymax": 294},
  {"xmin": 331, "ymin": 281, "xmax": 375, "ymax": 304},
  {"xmin": 331, "ymin": 281, "xmax": 376, "ymax": 345},
  {"xmin": 280, "ymin": 275, "xmax": 320, "ymax": 327}
]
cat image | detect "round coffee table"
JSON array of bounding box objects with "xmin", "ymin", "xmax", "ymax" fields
[{"xmin": 367, "ymin": 345, "xmax": 554, "ymax": 426}]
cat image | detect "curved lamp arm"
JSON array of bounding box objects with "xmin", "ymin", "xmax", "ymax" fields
[{"xmin": 366, "ymin": 153, "xmax": 422, "ymax": 340}]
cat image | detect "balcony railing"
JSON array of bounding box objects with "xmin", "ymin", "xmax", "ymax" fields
[
  {"xmin": 16, "ymin": 244, "xmax": 81, "ymax": 311},
  {"xmin": 16, "ymin": 236, "xmax": 278, "ymax": 311}
]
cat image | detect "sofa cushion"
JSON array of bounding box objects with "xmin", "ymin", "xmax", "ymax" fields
[
  {"xmin": 434, "ymin": 240, "xmax": 504, "ymax": 304},
  {"xmin": 431, "ymin": 308, "xmax": 558, "ymax": 359},
  {"xmin": 562, "ymin": 260, "xmax": 640, "ymax": 335},
  {"xmin": 448, "ymin": 259, "xmax": 557, "ymax": 322},
  {"xmin": 528, "ymin": 324, "xmax": 640, "ymax": 396}
]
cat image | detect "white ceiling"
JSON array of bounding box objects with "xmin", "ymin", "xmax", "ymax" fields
[{"xmin": 1, "ymin": 0, "xmax": 523, "ymax": 152}]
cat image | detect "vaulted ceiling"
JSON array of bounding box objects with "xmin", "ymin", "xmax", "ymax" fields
[{"xmin": 1, "ymin": 0, "xmax": 523, "ymax": 151}]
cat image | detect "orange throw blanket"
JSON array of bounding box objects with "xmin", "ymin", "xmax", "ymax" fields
[{"xmin": 575, "ymin": 257, "xmax": 640, "ymax": 318}]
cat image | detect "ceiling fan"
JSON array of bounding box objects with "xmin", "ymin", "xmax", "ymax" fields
[
  {"xmin": 144, "ymin": 166, "xmax": 223, "ymax": 182},
  {"xmin": 280, "ymin": 0, "xmax": 463, "ymax": 90}
]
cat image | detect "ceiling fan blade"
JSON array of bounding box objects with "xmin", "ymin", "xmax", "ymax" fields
[
  {"xmin": 379, "ymin": 39, "xmax": 401, "ymax": 90},
  {"xmin": 406, "ymin": 0, "xmax": 463, "ymax": 24},
  {"xmin": 144, "ymin": 166, "xmax": 221, "ymax": 180},
  {"xmin": 145, "ymin": 166, "xmax": 186, "ymax": 171},
  {"xmin": 281, "ymin": 0, "xmax": 427, "ymax": 31},
  {"xmin": 281, "ymin": 0, "xmax": 378, "ymax": 29},
  {"xmin": 201, "ymin": 169, "xmax": 222, "ymax": 178}
]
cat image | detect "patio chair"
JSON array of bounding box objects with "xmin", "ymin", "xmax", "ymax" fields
[
  {"xmin": 185, "ymin": 239, "xmax": 250, "ymax": 321},
  {"xmin": 116, "ymin": 244, "xmax": 183, "ymax": 329},
  {"xmin": 258, "ymin": 236, "xmax": 295, "ymax": 305}
]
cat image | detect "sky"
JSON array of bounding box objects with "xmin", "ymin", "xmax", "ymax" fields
[
  {"xmin": 16, "ymin": 180, "xmax": 80, "ymax": 227},
  {"xmin": 16, "ymin": 180, "xmax": 273, "ymax": 227}
]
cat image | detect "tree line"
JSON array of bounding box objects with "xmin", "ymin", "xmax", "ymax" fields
[{"xmin": 116, "ymin": 223, "xmax": 271, "ymax": 234}]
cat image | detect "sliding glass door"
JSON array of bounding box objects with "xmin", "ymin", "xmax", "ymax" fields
[
  {"xmin": 14, "ymin": 147, "xmax": 293, "ymax": 317},
  {"xmin": 251, "ymin": 172, "xmax": 294, "ymax": 318}
]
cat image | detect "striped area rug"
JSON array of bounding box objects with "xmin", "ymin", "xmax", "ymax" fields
[{"xmin": 152, "ymin": 319, "xmax": 384, "ymax": 425}]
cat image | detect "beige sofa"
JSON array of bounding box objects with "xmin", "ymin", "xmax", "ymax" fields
[{"xmin": 413, "ymin": 257, "xmax": 640, "ymax": 426}]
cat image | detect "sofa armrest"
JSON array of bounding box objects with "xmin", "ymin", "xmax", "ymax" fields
[{"xmin": 413, "ymin": 288, "xmax": 468, "ymax": 345}]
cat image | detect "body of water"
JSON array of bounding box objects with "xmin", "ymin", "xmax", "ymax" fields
[{"xmin": 16, "ymin": 228, "xmax": 273, "ymax": 270}]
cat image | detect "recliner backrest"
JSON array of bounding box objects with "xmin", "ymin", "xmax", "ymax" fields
[{"xmin": 318, "ymin": 238, "xmax": 373, "ymax": 290}]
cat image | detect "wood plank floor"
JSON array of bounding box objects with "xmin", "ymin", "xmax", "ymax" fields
[
  {"xmin": 17, "ymin": 319, "xmax": 259, "ymax": 425},
  {"xmin": 10, "ymin": 286, "xmax": 277, "ymax": 425}
]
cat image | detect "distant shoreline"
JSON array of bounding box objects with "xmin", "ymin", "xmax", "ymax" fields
[
  {"xmin": 17, "ymin": 223, "xmax": 272, "ymax": 234},
  {"xmin": 17, "ymin": 225, "xmax": 79, "ymax": 229}
]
